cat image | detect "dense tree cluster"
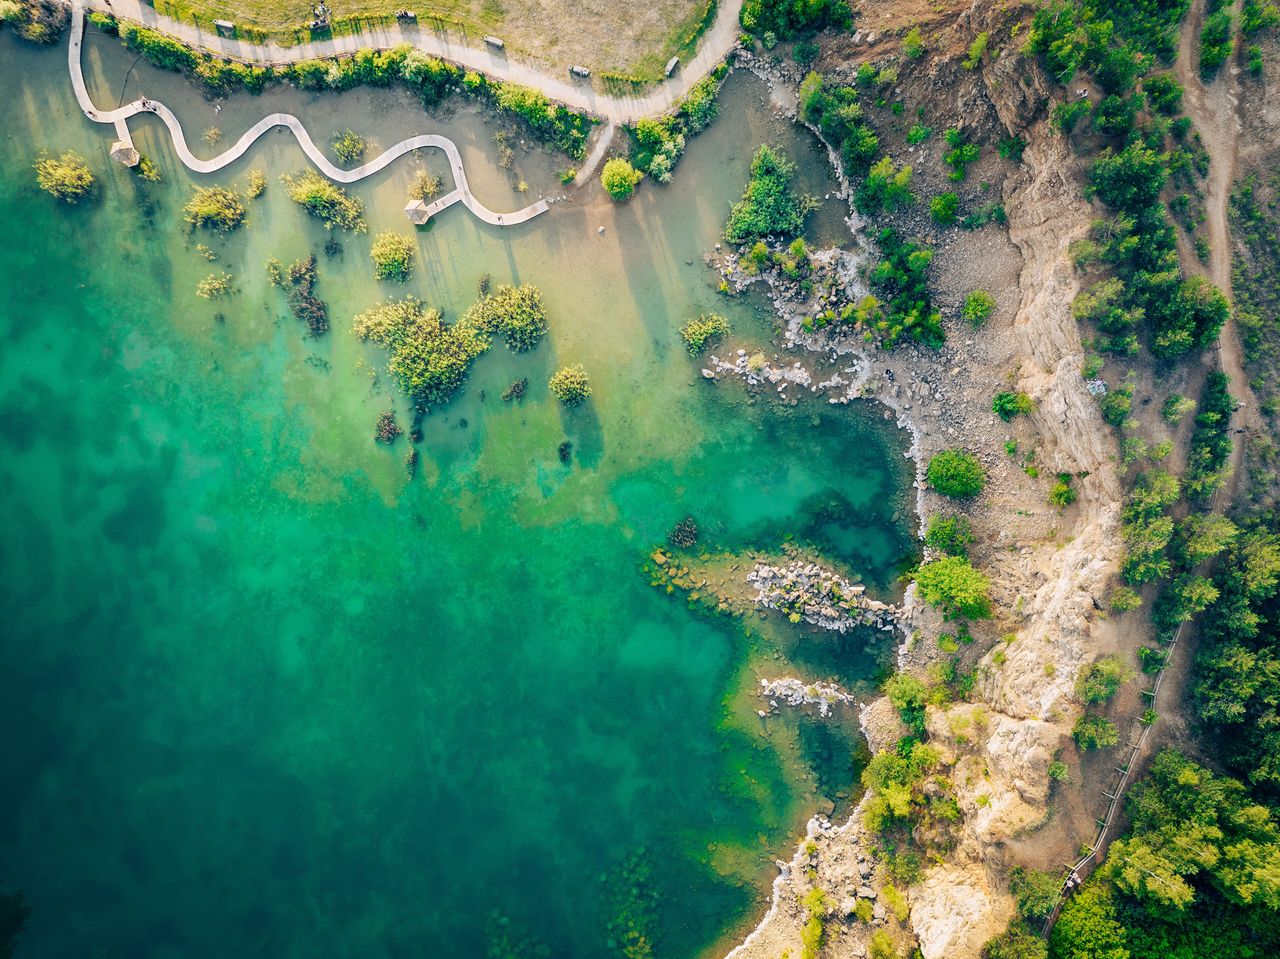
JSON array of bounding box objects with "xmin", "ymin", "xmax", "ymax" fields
[
  {"xmin": 352, "ymin": 297, "xmax": 488, "ymax": 406},
  {"xmin": 281, "ymin": 170, "xmax": 366, "ymax": 232},
  {"xmin": 463, "ymin": 284, "xmax": 550, "ymax": 352},
  {"xmin": 723, "ymin": 145, "xmax": 816, "ymax": 244},
  {"xmin": 739, "ymin": 0, "xmax": 851, "ymax": 41}
]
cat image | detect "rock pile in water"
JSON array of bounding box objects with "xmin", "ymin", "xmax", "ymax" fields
[{"xmin": 746, "ymin": 562, "xmax": 896, "ymax": 632}]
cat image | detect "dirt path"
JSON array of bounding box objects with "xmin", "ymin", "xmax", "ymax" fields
[
  {"xmin": 81, "ymin": 0, "xmax": 743, "ymax": 124},
  {"xmin": 1175, "ymin": 0, "xmax": 1265, "ymax": 458}
]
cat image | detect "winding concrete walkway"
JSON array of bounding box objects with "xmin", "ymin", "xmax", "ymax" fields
[
  {"xmin": 81, "ymin": 0, "xmax": 742, "ymax": 124},
  {"xmin": 69, "ymin": 4, "xmax": 548, "ymax": 226}
]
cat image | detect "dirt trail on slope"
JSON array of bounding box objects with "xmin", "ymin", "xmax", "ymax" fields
[{"xmin": 1175, "ymin": 0, "xmax": 1265, "ymax": 455}]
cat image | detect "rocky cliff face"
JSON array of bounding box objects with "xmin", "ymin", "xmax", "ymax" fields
[{"xmin": 726, "ymin": 6, "xmax": 1128, "ymax": 959}]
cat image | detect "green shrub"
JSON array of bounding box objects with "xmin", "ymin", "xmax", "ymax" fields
[
  {"xmin": 1077, "ymin": 654, "xmax": 1133, "ymax": 703},
  {"xmin": 33, "ymin": 151, "xmax": 94, "ymax": 203},
  {"xmin": 332, "ymin": 129, "xmax": 366, "ymax": 165},
  {"xmin": 943, "ymin": 128, "xmax": 979, "ymax": 180},
  {"xmin": 903, "ymin": 26, "xmax": 926, "ymax": 59},
  {"xmin": 1049, "ymin": 473, "xmax": 1078, "ymax": 507},
  {"xmin": 963, "ymin": 31, "xmax": 989, "ymax": 70},
  {"xmin": 930, "ymin": 192, "xmax": 959, "ymax": 226},
  {"xmin": 856, "ymin": 156, "xmax": 914, "ymax": 214},
  {"xmin": 1072, "ymin": 714, "xmax": 1119, "ymax": 749},
  {"xmin": 464, "ymin": 284, "xmax": 549, "ymax": 352},
  {"xmin": 993, "ymin": 391, "xmax": 1033, "ymax": 421},
  {"xmin": 370, "ymin": 231, "xmax": 415, "ymax": 281},
  {"xmin": 353, "ymin": 297, "xmax": 488, "ymax": 405},
  {"xmin": 1109, "ymin": 585, "xmax": 1143, "ymax": 612},
  {"xmin": 680, "ymin": 314, "xmax": 731, "ymax": 355},
  {"xmin": 925, "ymin": 515, "xmax": 974, "ymax": 556},
  {"xmin": 739, "ymin": 0, "xmax": 852, "ymax": 41},
  {"xmin": 183, "ymin": 185, "xmax": 246, "ymax": 231},
  {"xmin": 549, "ymin": 365, "xmax": 591, "ymax": 405},
  {"xmin": 962, "ymin": 290, "xmax": 995, "ymax": 325},
  {"xmin": 866, "ymin": 228, "xmax": 943, "ymax": 347},
  {"xmin": 601, "ymin": 157, "xmax": 643, "ymax": 200},
  {"xmin": 926, "ymin": 450, "xmax": 986, "ymax": 499},
  {"xmin": 282, "ymin": 171, "xmax": 366, "ymax": 232},
  {"xmin": 916, "ymin": 555, "xmax": 992, "ymax": 619},
  {"xmin": 724, "ymin": 145, "xmax": 815, "ymax": 244},
  {"xmin": 1200, "ymin": 10, "xmax": 1234, "ymax": 74}
]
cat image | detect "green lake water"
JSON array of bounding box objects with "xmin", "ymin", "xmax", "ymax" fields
[{"xmin": 0, "ymin": 29, "xmax": 915, "ymax": 959}]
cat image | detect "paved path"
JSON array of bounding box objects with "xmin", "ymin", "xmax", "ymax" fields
[
  {"xmin": 83, "ymin": 0, "xmax": 743, "ymax": 123},
  {"xmin": 69, "ymin": 4, "xmax": 548, "ymax": 226}
]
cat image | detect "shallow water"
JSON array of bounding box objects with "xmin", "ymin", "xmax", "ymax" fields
[{"xmin": 0, "ymin": 29, "xmax": 913, "ymax": 959}]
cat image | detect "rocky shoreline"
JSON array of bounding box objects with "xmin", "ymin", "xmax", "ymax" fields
[{"xmin": 747, "ymin": 561, "xmax": 898, "ymax": 633}]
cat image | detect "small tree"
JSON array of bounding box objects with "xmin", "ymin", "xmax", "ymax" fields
[
  {"xmin": 930, "ymin": 192, "xmax": 959, "ymax": 225},
  {"xmin": 962, "ymin": 289, "xmax": 995, "ymax": 325},
  {"xmin": 679, "ymin": 313, "xmax": 730, "ymax": 355},
  {"xmin": 925, "ymin": 515, "xmax": 974, "ymax": 556},
  {"xmin": 1077, "ymin": 654, "xmax": 1133, "ymax": 704},
  {"xmin": 601, "ymin": 158, "xmax": 643, "ymax": 200},
  {"xmin": 916, "ymin": 555, "xmax": 992, "ymax": 619},
  {"xmin": 1072, "ymin": 715, "xmax": 1119, "ymax": 749},
  {"xmin": 926, "ymin": 449, "xmax": 986, "ymax": 498},
  {"xmin": 549, "ymin": 364, "xmax": 591, "ymax": 405},
  {"xmin": 993, "ymin": 391, "xmax": 1033, "ymax": 420},
  {"xmin": 34, "ymin": 151, "xmax": 95, "ymax": 203},
  {"xmin": 370, "ymin": 231, "xmax": 416, "ymax": 281}
]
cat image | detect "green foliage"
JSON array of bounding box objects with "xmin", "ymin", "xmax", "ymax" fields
[
  {"xmin": 549, "ymin": 365, "xmax": 591, "ymax": 405},
  {"xmin": 629, "ymin": 70, "xmax": 726, "ymax": 184},
  {"xmin": 993, "ymin": 391, "xmax": 1033, "ymax": 421},
  {"xmin": 33, "ymin": 150, "xmax": 94, "ymax": 203},
  {"xmin": 1072, "ymin": 714, "xmax": 1120, "ymax": 749},
  {"xmin": 869, "ymin": 929, "xmax": 898, "ymax": 959},
  {"xmin": 866, "ymin": 229, "xmax": 943, "ymax": 347},
  {"xmin": 1012, "ymin": 866, "xmax": 1062, "ymax": 921},
  {"xmin": 679, "ymin": 314, "xmax": 731, "ymax": 355},
  {"xmin": 881, "ymin": 884, "xmax": 910, "ymax": 922},
  {"xmin": 925, "ymin": 515, "xmax": 974, "ymax": 557},
  {"xmin": 884, "ymin": 673, "xmax": 929, "ymax": 734},
  {"xmin": 601, "ymin": 158, "xmax": 644, "ymax": 200},
  {"xmin": 1050, "ymin": 882, "xmax": 1128, "ymax": 959},
  {"xmin": 1052, "ymin": 100, "xmax": 1093, "ymax": 134},
  {"xmin": 353, "ymin": 297, "xmax": 488, "ymax": 406},
  {"xmin": 1089, "ymin": 142, "xmax": 1169, "ymax": 212},
  {"xmin": 1184, "ymin": 372, "xmax": 1236, "ymax": 501},
  {"xmin": 282, "ymin": 170, "xmax": 366, "ymax": 232},
  {"xmin": 962, "ymin": 290, "xmax": 996, "ymax": 326},
  {"xmin": 862, "ymin": 738, "xmax": 943, "ymax": 832},
  {"xmin": 1110, "ymin": 585, "xmax": 1143, "ymax": 612},
  {"xmin": 183, "ymin": 185, "xmax": 246, "ymax": 231},
  {"xmin": 331, "ymin": 129, "xmax": 366, "ymax": 165},
  {"xmin": 369, "ymin": 231, "xmax": 415, "ymax": 281},
  {"xmin": 1143, "ymin": 73, "xmax": 1183, "ymax": 113},
  {"xmin": 465, "ymin": 284, "xmax": 549, "ymax": 352},
  {"xmin": 1121, "ymin": 470, "xmax": 1180, "ymax": 584},
  {"xmin": 1200, "ymin": 10, "xmax": 1234, "ymax": 75},
  {"xmin": 1101, "ymin": 381, "xmax": 1134, "ymax": 427},
  {"xmin": 1049, "ymin": 473, "xmax": 1078, "ymax": 508},
  {"xmin": 963, "ymin": 32, "xmax": 989, "ymax": 70},
  {"xmin": 903, "ymin": 26, "xmax": 926, "ymax": 59},
  {"xmin": 930, "ymin": 192, "xmax": 959, "ymax": 226},
  {"xmin": 856, "ymin": 156, "xmax": 915, "ymax": 214},
  {"xmin": 926, "ymin": 449, "xmax": 986, "ymax": 499},
  {"xmin": 943, "ymin": 128, "xmax": 979, "ymax": 181},
  {"xmin": 724, "ymin": 145, "xmax": 815, "ymax": 244},
  {"xmin": 916, "ymin": 555, "xmax": 993, "ymax": 619},
  {"xmin": 798, "ymin": 73, "xmax": 880, "ymax": 175},
  {"xmin": 739, "ymin": 0, "xmax": 852, "ymax": 41},
  {"xmin": 986, "ymin": 922, "xmax": 1049, "ymax": 959},
  {"xmin": 907, "ymin": 122, "xmax": 932, "ymax": 145},
  {"xmin": 1077, "ymin": 654, "xmax": 1133, "ymax": 704}
]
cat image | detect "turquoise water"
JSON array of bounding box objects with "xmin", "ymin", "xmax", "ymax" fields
[{"xmin": 0, "ymin": 30, "xmax": 914, "ymax": 959}]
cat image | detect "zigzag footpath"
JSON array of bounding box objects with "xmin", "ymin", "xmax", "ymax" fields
[{"xmin": 67, "ymin": 3, "xmax": 547, "ymax": 226}]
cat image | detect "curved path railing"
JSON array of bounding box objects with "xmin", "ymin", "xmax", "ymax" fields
[{"xmin": 68, "ymin": 5, "xmax": 548, "ymax": 227}]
